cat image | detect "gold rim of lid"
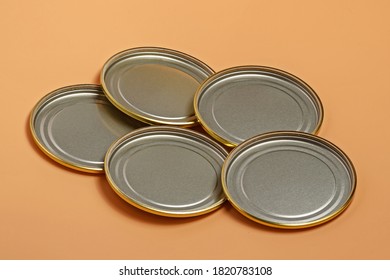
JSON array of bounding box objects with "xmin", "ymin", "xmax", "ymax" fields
[
  {"xmin": 101, "ymin": 46, "xmax": 215, "ymax": 127},
  {"xmin": 30, "ymin": 84, "xmax": 106, "ymax": 173},
  {"xmin": 30, "ymin": 84, "xmax": 147, "ymax": 173},
  {"xmin": 221, "ymin": 131, "xmax": 357, "ymax": 229},
  {"xmin": 194, "ymin": 65, "xmax": 324, "ymax": 147},
  {"xmin": 104, "ymin": 126, "xmax": 229, "ymax": 217}
]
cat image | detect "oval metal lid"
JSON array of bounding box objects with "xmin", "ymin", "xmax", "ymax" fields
[
  {"xmin": 101, "ymin": 47, "xmax": 214, "ymax": 127},
  {"xmin": 222, "ymin": 131, "xmax": 356, "ymax": 229},
  {"xmin": 194, "ymin": 66, "xmax": 324, "ymax": 147},
  {"xmin": 30, "ymin": 84, "xmax": 147, "ymax": 173},
  {"xmin": 104, "ymin": 126, "xmax": 228, "ymax": 217}
]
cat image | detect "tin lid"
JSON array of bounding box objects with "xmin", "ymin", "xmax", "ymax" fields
[
  {"xmin": 30, "ymin": 84, "xmax": 147, "ymax": 173},
  {"xmin": 222, "ymin": 131, "xmax": 356, "ymax": 229},
  {"xmin": 104, "ymin": 126, "xmax": 228, "ymax": 217},
  {"xmin": 101, "ymin": 47, "xmax": 214, "ymax": 127},
  {"xmin": 194, "ymin": 66, "xmax": 324, "ymax": 147}
]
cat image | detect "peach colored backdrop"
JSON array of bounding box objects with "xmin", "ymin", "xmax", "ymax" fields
[{"xmin": 1, "ymin": 0, "xmax": 389, "ymax": 259}]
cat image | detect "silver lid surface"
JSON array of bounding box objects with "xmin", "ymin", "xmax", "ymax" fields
[
  {"xmin": 222, "ymin": 131, "xmax": 356, "ymax": 228},
  {"xmin": 30, "ymin": 84, "xmax": 147, "ymax": 173},
  {"xmin": 194, "ymin": 66, "xmax": 323, "ymax": 146},
  {"xmin": 105, "ymin": 126, "xmax": 228, "ymax": 217},
  {"xmin": 101, "ymin": 47, "xmax": 214, "ymax": 126}
]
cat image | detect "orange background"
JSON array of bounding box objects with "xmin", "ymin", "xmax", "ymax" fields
[{"xmin": 1, "ymin": 0, "xmax": 389, "ymax": 259}]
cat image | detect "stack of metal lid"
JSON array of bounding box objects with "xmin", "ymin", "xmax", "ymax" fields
[{"xmin": 30, "ymin": 47, "xmax": 356, "ymax": 229}]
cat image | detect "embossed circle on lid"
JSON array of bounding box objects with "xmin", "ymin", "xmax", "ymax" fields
[
  {"xmin": 222, "ymin": 131, "xmax": 356, "ymax": 228},
  {"xmin": 194, "ymin": 66, "xmax": 323, "ymax": 146},
  {"xmin": 30, "ymin": 84, "xmax": 147, "ymax": 173},
  {"xmin": 105, "ymin": 126, "xmax": 228, "ymax": 217},
  {"xmin": 101, "ymin": 47, "xmax": 214, "ymax": 126}
]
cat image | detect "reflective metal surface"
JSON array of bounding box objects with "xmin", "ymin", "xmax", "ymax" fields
[
  {"xmin": 101, "ymin": 47, "xmax": 214, "ymax": 126},
  {"xmin": 30, "ymin": 84, "xmax": 147, "ymax": 173},
  {"xmin": 194, "ymin": 66, "xmax": 323, "ymax": 146},
  {"xmin": 222, "ymin": 131, "xmax": 356, "ymax": 228},
  {"xmin": 105, "ymin": 126, "xmax": 228, "ymax": 217}
]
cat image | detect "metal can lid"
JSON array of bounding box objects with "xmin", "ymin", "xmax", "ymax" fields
[
  {"xmin": 30, "ymin": 84, "xmax": 147, "ymax": 173},
  {"xmin": 221, "ymin": 131, "xmax": 356, "ymax": 229},
  {"xmin": 194, "ymin": 66, "xmax": 324, "ymax": 147},
  {"xmin": 101, "ymin": 47, "xmax": 214, "ymax": 127},
  {"xmin": 104, "ymin": 126, "xmax": 228, "ymax": 217}
]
